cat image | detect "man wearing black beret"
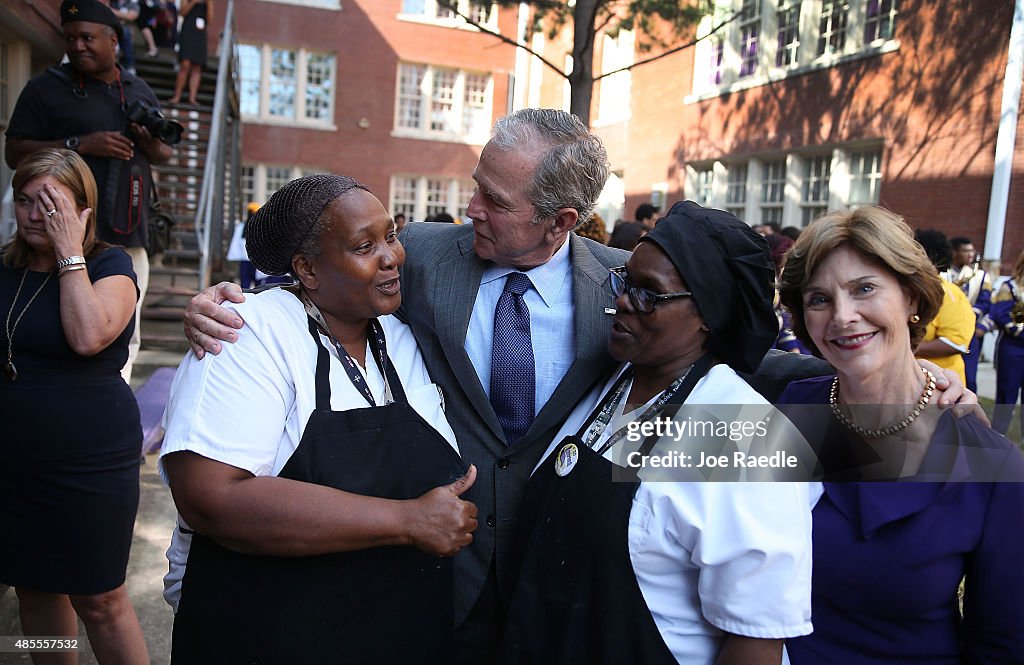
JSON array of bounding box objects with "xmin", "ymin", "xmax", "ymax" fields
[{"xmin": 5, "ymin": 0, "xmax": 173, "ymax": 382}]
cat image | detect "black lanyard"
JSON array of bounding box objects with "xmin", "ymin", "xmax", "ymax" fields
[
  {"xmin": 301, "ymin": 290, "xmax": 391, "ymax": 407},
  {"xmin": 579, "ymin": 355, "xmax": 715, "ymax": 457}
]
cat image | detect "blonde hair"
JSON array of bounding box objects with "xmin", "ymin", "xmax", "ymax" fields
[
  {"xmin": 3, "ymin": 148, "xmax": 102, "ymax": 269},
  {"xmin": 778, "ymin": 206, "xmax": 944, "ymax": 355}
]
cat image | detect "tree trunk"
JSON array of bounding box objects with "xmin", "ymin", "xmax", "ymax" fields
[{"xmin": 568, "ymin": 0, "xmax": 601, "ymax": 127}]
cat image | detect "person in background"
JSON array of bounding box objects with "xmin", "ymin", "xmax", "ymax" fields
[
  {"xmin": 778, "ymin": 205, "xmax": 1024, "ymax": 664},
  {"xmin": 608, "ymin": 219, "xmax": 647, "ymax": 250},
  {"xmin": 226, "ymin": 202, "xmax": 260, "ymax": 288},
  {"xmin": 1, "ymin": 148, "xmax": 147, "ymax": 665},
  {"xmin": 393, "ymin": 212, "xmax": 408, "ymax": 234},
  {"xmin": 574, "ymin": 211, "xmax": 609, "ymax": 245},
  {"xmin": 4, "ymin": 0, "xmax": 173, "ymax": 384},
  {"xmin": 634, "ymin": 202, "xmax": 659, "ymax": 229},
  {"xmin": 169, "ymin": 0, "xmax": 212, "ymax": 105},
  {"xmin": 944, "ymin": 236, "xmax": 994, "ymax": 393},
  {"xmin": 991, "ymin": 248, "xmax": 1024, "ymax": 437},
  {"xmin": 780, "ymin": 226, "xmax": 802, "ymax": 242},
  {"xmin": 110, "ymin": 0, "xmax": 140, "ymax": 73},
  {"xmin": 135, "ymin": 0, "xmax": 161, "ymax": 56},
  {"xmin": 767, "ymin": 233, "xmax": 809, "ymax": 354},
  {"xmin": 914, "ymin": 229, "xmax": 975, "ymax": 386}
]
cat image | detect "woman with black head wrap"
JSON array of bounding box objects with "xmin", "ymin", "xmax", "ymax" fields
[
  {"xmin": 159, "ymin": 175, "xmax": 477, "ymax": 664},
  {"xmin": 499, "ymin": 201, "xmax": 814, "ymax": 665}
]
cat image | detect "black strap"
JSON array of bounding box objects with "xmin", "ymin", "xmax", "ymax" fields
[
  {"xmin": 306, "ymin": 316, "xmax": 409, "ymax": 410},
  {"xmin": 638, "ymin": 354, "xmax": 716, "ymax": 458}
]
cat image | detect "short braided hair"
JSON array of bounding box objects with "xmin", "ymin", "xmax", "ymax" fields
[{"xmin": 246, "ymin": 174, "xmax": 369, "ymax": 276}]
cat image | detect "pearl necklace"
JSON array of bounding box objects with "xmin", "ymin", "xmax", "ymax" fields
[{"xmin": 829, "ymin": 367, "xmax": 935, "ymax": 438}]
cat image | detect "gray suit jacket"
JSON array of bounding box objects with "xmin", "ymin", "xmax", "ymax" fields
[{"xmin": 398, "ymin": 222, "xmax": 628, "ymax": 622}]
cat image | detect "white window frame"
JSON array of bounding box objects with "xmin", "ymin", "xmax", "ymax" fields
[
  {"xmin": 848, "ymin": 147, "xmax": 883, "ymax": 207},
  {"xmin": 800, "ymin": 153, "xmax": 832, "ymax": 225},
  {"xmin": 393, "ymin": 63, "xmax": 493, "ymax": 144},
  {"xmin": 596, "ymin": 29, "xmax": 634, "ymax": 126},
  {"xmin": 241, "ymin": 164, "xmax": 327, "ymax": 206},
  {"xmin": 397, "ymin": 0, "xmax": 499, "ymax": 32},
  {"xmin": 725, "ymin": 162, "xmax": 749, "ymax": 219},
  {"xmin": 389, "ymin": 175, "xmax": 477, "ymax": 222},
  {"xmin": 238, "ymin": 43, "xmax": 336, "ymax": 129},
  {"xmin": 687, "ymin": 0, "xmax": 899, "ymax": 103}
]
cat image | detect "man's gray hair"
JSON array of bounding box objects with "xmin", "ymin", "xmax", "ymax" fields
[{"xmin": 490, "ymin": 109, "xmax": 610, "ymax": 226}]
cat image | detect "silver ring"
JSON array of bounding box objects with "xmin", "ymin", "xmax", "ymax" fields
[{"xmin": 46, "ymin": 208, "xmax": 57, "ymax": 217}]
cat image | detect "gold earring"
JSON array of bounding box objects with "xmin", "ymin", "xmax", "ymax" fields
[{"xmin": 909, "ymin": 314, "xmax": 921, "ymax": 324}]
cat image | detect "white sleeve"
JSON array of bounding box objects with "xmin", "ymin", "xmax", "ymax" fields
[
  {"xmin": 686, "ymin": 483, "xmax": 813, "ymax": 638},
  {"xmin": 639, "ymin": 481, "xmax": 813, "ymax": 639},
  {"xmin": 159, "ymin": 317, "xmax": 295, "ymax": 479}
]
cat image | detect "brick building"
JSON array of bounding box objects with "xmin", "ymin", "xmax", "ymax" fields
[
  {"xmin": 230, "ymin": 0, "xmax": 522, "ymax": 223},
  {"xmin": 527, "ymin": 0, "xmax": 1024, "ymax": 265},
  {"xmin": 3, "ymin": 0, "xmax": 1021, "ymax": 264}
]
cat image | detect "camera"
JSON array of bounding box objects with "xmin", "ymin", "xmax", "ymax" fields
[{"xmin": 126, "ymin": 100, "xmax": 184, "ymax": 145}]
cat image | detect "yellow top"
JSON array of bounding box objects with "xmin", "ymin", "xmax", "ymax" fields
[{"xmin": 918, "ymin": 279, "xmax": 976, "ymax": 385}]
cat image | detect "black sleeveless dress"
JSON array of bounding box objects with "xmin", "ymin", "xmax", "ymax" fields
[{"xmin": 0, "ymin": 247, "xmax": 142, "ymax": 595}]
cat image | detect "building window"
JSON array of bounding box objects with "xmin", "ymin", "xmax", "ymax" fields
[
  {"xmin": 849, "ymin": 149, "xmax": 882, "ymax": 206},
  {"xmin": 242, "ymin": 164, "xmax": 326, "ymax": 206},
  {"xmin": 709, "ymin": 38, "xmax": 725, "ymax": 86},
  {"xmin": 238, "ymin": 44, "xmax": 261, "ymax": 116},
  {"xmin": 726, "ymin": 163, "xmax": 748, "ymax": 217},
  {"xmin": 240, "ymin": 165, "xmax": 256, "ymax": 208},
  {"xmin": 237, "ymin": 43, "xmax": 336, "ymax": 127},
  {"xmin": 738, "ymin": 0, "xmax": 761, "ymax": 77},
  {"xmin": 864, "ymin": 0, "xmax": 897, "ymax": 43},
  {"xmin": 391, "ymin": 176, "xmax": 418, "ymax": 217},
  {"xmin": 598, "ymin": 29, "xmax": 634, "ymax": 124},
  {"xmin": 395, "ymin": 63, "xmax": 493, "ymax": 142},
  {"xmin": 761, "ymin": 159, "xmax": 786, "ymax": 224},
  {"xmin": 802, "ymin": 154, "xmax": 831, "ymax": 224},
  {"xmin": 390, "ymin": 175, "xmax": 476, "ymax": 222},
  {"xmin": 817, "ymin": 0, "xmax": 849, "ymax": 57},
  {"xmin": 694, "ymin": 167, "xmax": 715, "ymax": 206},
  {"xmin": 776, "ymin": 2, "xmax": 801, "ymax": 66},
  {"xmin": 399, "ymin": 1, "xmax": 498, "ymax": 29},
  {"xmin": 691, "ymin": 0, "xmax": 895, "ymax": 99}
]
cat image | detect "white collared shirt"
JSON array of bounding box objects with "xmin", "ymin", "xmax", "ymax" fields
[{"xmin": 466, "ymin": 237, "xmax": 575, "ymax": 418}]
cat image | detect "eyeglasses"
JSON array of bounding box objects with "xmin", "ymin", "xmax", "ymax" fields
[{"xmin": 608, "ymin": 267, "xmax": 693, "ymax": 314}]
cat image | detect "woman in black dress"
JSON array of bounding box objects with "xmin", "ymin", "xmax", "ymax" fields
[
  {"xmin": 0, "ymin": 148, "xmax": 148, "ymax": 664},
  {"xmin": 170, "ymin": 0, "xmax": 212, "ymax": 105}
]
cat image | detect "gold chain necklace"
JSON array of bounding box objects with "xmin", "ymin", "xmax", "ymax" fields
[
  {"xmin": 829, "ymin": 366, "xmax": 935, "ymax": 438},
  {"xmin": 5, "ymin": 268, "xmax": 54, "ymax": 382}
]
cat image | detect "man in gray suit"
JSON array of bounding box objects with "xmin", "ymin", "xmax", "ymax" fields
[{"xmin": 184, "ymin": 109, "xmax": 628, "ymax": 661}]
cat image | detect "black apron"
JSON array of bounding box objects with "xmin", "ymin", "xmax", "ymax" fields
[
  {"xmin": 171, "ymin": 318, "xmax": 466, "ymax": 665},
  {"xmin": 499, "ymin": 357, "xmax": 713, "ymax": 665}
]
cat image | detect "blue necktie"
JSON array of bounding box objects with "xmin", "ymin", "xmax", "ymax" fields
[{"xmin": 490, "ymin": 272, "xmax": 535, "ymax": 445}]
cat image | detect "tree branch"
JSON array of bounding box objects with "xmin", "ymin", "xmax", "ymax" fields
[
  {"xmin": 593, "ymin": 9, "xmax": 740, "ymax": 82},
  {"xmin": 435, "ymin": 0, "xmax": 569, "ymax": 79}
]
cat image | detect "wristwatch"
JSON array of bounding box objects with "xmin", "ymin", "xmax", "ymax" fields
[{"xmin": 65, "ymin": 136, "xmax": 80, "ymax": 151}]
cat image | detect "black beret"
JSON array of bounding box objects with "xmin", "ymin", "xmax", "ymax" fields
[
  {"xmin": 246, "ymin": 174, "xmax": 368, "ymax": 276},
  {"xmin": 61, "ymin": 0, "xmax": 124, "ymax": 42},
  {"xmin": 639, "ymin": 200, "xmax": 778, "ymax": 374}
]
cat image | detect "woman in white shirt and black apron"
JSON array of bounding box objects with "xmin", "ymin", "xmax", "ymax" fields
[{"xmin": 160, "ymin": 175, "xmax": 477, "ymax": 664}]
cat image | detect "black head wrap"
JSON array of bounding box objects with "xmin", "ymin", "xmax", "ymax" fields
[
  {"xmin": 246, "ymin": 174, "xmax": 368, "ymax": 276},
  {"xmin": 639, "ymin": 200, "xmax": 777, "ymax": 373},
  {"xmin": 61, "ymin": 0, "xmax": 124, "ymax": 42}
]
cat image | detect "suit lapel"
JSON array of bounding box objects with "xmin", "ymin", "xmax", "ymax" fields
[{"xmin": 435, "ymin": 236, "xmax": 507, "ymax": 444}]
